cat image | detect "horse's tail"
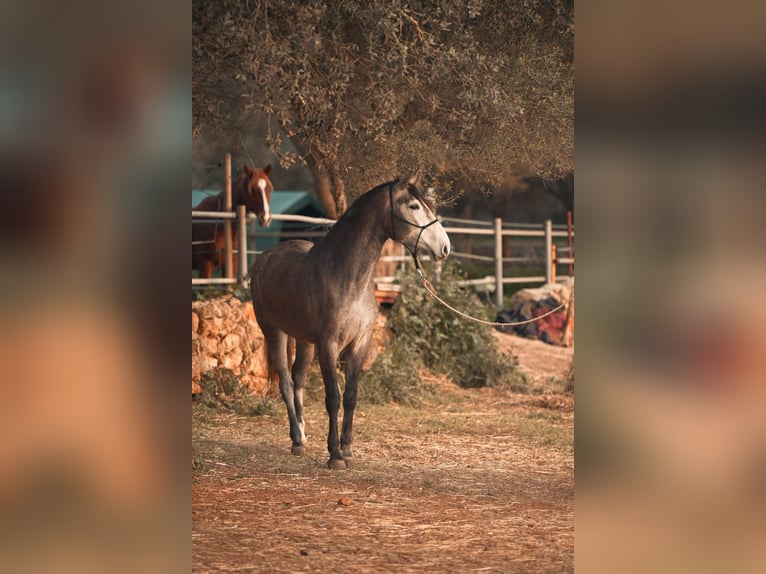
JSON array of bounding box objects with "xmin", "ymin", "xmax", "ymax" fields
[
  {"xmin": 287, "ymin": 336, "xmax": 296, "ymax": 368},
  {"xmin": 265, "ymin": 341, "xmax": 279, "ymax": 390},
  {"xmin": 263, "ymin": 335, "xmax": 296, "ymax": 390}
]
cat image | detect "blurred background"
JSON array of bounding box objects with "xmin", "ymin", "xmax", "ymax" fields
[
  {"xmin": 2, "ymin": 0, "xmax": 766, "ymax": 570},
  {"xmin": 0, "ymin": 0, "xmax": 188, "ymax": 572},
  {"xmin": 577, "ymin": 0, "xmax": 766, "ymax": 572}
]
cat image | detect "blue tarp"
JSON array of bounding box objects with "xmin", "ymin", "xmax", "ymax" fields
[
  {"xmin": 192, "ymin": 189, "xmax": 327, "ymax": 256},
  {"xmin": 192, "ymin": 189, "xmax": 323, "ymax": 216}
]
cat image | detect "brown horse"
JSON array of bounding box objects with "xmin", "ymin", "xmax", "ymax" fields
[
  {"xmin": 250, "ymin": 174, "xmax": 451, "ymax": 469},
  {"xmin": 192, "ymin": 164, "xmax": 274, "ymax": 278}
]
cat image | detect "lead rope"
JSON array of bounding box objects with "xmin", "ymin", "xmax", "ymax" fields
[
  {"xmin": 414, "ymin": 266, "xmax": 569, "ymax": 327},
  {"xmin": 389, "ymin": 183, "xmax": 568, "ymax": 328}
]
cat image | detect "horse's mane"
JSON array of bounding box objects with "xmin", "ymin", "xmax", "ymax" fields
[{"xmin": 353, "ymin": 179, "xmax": 434, "ymax": 211}]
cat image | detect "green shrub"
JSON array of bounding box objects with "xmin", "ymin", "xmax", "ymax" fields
[
  {"xmin": 192, "ymin": 284, "xmax": 250, "ymax": 302},
  {"xmin": 192, "ymin": 287, "xmax": 228, "ymax": 301},
  {"xmin": 364, "ymin": 260, "xmax": 527, "ymax": 399},
  {"xmin": 360, "ymin": 338, "xmax": 426, "ymax": 405}
]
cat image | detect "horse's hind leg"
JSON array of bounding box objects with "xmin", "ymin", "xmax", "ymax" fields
[
  {"xmin": 291, "ymin": 340, "xmax": 315, "ymax": 454},
  {"xmin": 263, "ymin": 327, "xmax": 304, "ymax": 455}
]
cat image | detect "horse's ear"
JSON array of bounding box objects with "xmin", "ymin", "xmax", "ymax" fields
[
  {"xmin": 244, "ymin": 165, "xmax": 254, "ymax": 177},
  {"xmin": 395, "ymin": 171, "xmax": 421, "ymax": 190},
  {"xmin": 406, "ymin": 171, "xmax": 421, "ymax": 187},
  {"xmin": 263, "ymin": 164, "xmax": 272, "ymax": 175}
]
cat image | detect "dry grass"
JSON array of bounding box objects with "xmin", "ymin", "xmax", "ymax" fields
[{"xmin": 193, "ymin": 350, "xmax": 573, "ymax": 573}]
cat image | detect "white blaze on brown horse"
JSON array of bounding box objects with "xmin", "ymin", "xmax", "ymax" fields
[
  {"xmin": 250, "ymin": 174, "xmax": 450, "ymax": 469},
  {"xmin": 192, "ymin": 164, "xmax": 273, "ymax": 278}
]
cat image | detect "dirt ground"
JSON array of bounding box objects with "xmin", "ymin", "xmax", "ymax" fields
[
  {"xmin": 493, "ymin": 331, "xmax": 574, "ymax": 388},
  {"xmin": 192, "ymin": 332, "xmax": 573, "ymax": 573}
]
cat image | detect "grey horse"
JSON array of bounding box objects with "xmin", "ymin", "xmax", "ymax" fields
[{"xmin": 250, "ymin": 174, "xmax": 450, "ymax": 469}]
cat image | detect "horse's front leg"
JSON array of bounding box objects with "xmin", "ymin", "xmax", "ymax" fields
[
  {"xmin": 200, "ymin": 258, "xmax": 215, "ymax": 279},
  {"xmin": 317, "ymin": 343, "xmax": 346, "ymax": 469},
  {"xmin": 340, "ymin": 336, "xmax": 370, "ymax": 462}
]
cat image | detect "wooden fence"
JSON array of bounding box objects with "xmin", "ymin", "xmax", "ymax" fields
[
  {"xmin": 193, "ymin": 154, "xmax": 573, "ymax": 306},
  {"xmin": 192, "ymin": 208, "xmax": 574, "ymax": 307}
]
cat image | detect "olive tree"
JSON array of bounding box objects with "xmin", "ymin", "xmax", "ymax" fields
[{"xmin": 193, "ymin": 0, "xmax": 573, "ymax": 217}]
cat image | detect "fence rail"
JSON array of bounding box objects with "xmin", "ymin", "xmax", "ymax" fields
[{"xmin": 192, "ymin": 210, "xmax": 574, "ymax": 306}]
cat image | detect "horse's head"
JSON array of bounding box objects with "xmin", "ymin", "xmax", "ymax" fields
[
  {"xmin": 388, "ymin": 173, "xmax": 451, "ymax": 262},
  {"xmin": 242, "ymin": 164, "xmax": 273, "ymax": 227}
]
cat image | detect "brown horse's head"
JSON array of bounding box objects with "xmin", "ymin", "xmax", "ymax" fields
[{"xmin": 241, "ymin": 164, "xmax": 273, "ymax": 227}]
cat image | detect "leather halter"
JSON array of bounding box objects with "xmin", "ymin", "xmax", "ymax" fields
[{"xmin": 388, "ymin": 184, "xmax": 440, "ymax": 271}]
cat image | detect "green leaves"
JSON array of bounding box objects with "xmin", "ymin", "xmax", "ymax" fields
[
  {"xmin": 193, "ymin": 0, "xmax": 573, "ymax": 191},
  {"xmin": 381, "ymin": 260, "xmax": 526, "ymax": 391},
  {"xmin": 362, "ymin": 340, "xmax": 425, "ymax": 405}
]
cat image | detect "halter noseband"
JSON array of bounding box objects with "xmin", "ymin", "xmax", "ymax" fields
[{"xmin": 388, "ymin": 184, "xmax": 440, "ymax": 272}]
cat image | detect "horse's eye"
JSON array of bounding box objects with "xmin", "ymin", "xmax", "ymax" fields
[{"xmin": 409, "ymin": 203, "xmax": 420, "ymax": 211}]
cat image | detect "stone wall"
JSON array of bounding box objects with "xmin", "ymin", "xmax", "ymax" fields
[{"xmin": 192, "ymin": 296, "xmax": 269, "ymax": 395}]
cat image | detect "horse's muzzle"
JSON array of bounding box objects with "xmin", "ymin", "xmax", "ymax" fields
[{"xmin": 433, "ymin": 242, "xmax": 450, "ymax": 261}]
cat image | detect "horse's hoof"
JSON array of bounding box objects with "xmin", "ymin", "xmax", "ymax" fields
[
  {"xmin": 291, "ymin": 444, "xmax": 306, "ymax": 456},
  {"xmin": 327, "ymin": 458, "xmax": 348, "ymax": 470}
]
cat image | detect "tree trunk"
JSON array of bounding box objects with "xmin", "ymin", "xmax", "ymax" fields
[
  {"xmin": 328, "ymin": 163, "xmax": 347, "ymax": 216},
  {"xmin": 292, "ymin": 138, "xmax": 347, "ymax": 219},
  {"xmin": 313, "ymin": 167, "xmax": 339, "ymax": 219}
]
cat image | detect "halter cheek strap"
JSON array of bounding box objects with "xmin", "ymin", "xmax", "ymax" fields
[{"xmin": 388, "ymin": 184, "xmax": 440, "ymax": 271}]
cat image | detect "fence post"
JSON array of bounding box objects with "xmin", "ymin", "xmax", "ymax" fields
[
  {"xmin": 551, "ymin": 244, "xmax": 557, "ymax": 284},
  {"xmin": 236, "ymin": 204, "xmax": 247, "ymax": 287},
  {"xmin": 566, "ymin": 210, "xmax": 574, "ymax": 277},
  {"xmin": 544, "ymin": 219, "xmax": 553, "ymax": 284},
  {"xmin": 224, "ymin": 153, "xmax": 233, "ymax": 281},
  {"xmin": 494, "ymin": 217, "xmax": 503, "ymax": 307}
]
